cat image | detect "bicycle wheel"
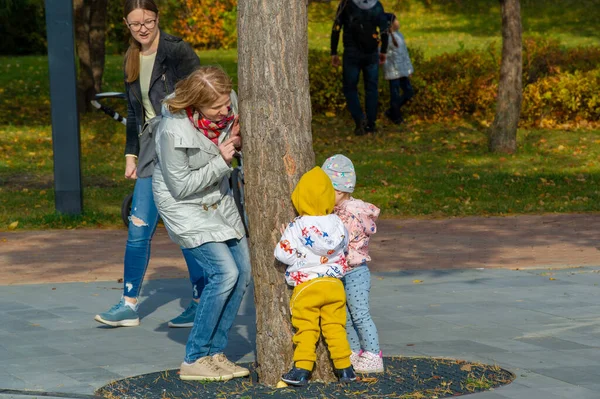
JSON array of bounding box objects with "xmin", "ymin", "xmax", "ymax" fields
[
  {"xmin": 121, "ymin": 193, "xmax": 133, "ymax": 227},
  {"xmin": 231, "ymin": 167, "xmax": 249, "ymax": 237}
]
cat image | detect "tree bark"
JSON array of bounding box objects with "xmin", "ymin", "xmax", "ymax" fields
[
  {"xmin": 238, "ymin": 0, "xmax": 336, "ymax": 386},
  {"xmin": 488, "ymin": 0, "xmax": 522, "ymax": 153},
  {"xmin": 74, "ymin": 0, "xmax": 107, "ymax": 113}
]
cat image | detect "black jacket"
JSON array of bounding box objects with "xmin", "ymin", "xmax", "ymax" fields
[
  {"xmin": 124, "ymin": 31, "xmax": 200, "ymax": 160},
  {"xmin": 330, "ymin": 0, "xmax": 389, "ymax": 56}
]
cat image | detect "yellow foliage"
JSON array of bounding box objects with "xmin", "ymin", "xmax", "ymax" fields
[{"xmin": 172, "ymin": 0, "xmax": 237, "ymax": 50}]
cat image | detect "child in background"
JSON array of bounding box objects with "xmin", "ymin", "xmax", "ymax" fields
[
  {"xmin": 274, "ymin": 166, "xmax": 356, "ymax": 387},
  {"xmin": 322, "ymin": 154, "xmax": 384, "ymax": 373},
  {"xmin": 383, "ymin": 12, "xmax": 414, "ymax": 124}
]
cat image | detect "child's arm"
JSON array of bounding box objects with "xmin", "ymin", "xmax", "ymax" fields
[{"xmin": 274, "ymin": 224, "xmax": 299, "ymax": 266}]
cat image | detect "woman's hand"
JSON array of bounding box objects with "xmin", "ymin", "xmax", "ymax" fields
[
  {"xmin": 219, "ymin": 137, "xmax": 239, "ymax": 165},
  {"xmin": 125, "ymin": 156, "xmax": 138, "ymax": 180},
  {"xmin": 230, "ymin": 115, "xmax": 242, "ymax": 150}
]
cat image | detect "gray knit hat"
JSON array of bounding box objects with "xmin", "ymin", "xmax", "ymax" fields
[{"xmin": 322, "ymin": 154, "xmax": 356, "ymax": 193}]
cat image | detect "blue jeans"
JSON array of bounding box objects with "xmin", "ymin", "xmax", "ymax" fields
[
  {"xmin": 342, "ymin": 49, "xmax": 380, "ymax": 128},
  {"xmin": 123, "ymin": 176, "xmax": 205, "ymax": 299},
  {"xmin": 184, "ymin": 237, "xmax": 252, "ymax": 363},
  {"xmin": 388, "ymin": 77, "xmax": 414, "ymax": 121},
  {"xmin": 342, "ymin": 263, "xmax": 380, "ymax": 353}
]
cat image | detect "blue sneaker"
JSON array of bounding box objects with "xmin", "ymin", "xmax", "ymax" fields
[
  {"xmin": 168, "ymin": 300, "xmax": 198, "ymax": 328},
  {"xmin": 281, "ymin": 367, "xmax": 311, "ymax": 387},
  {"xmin": 94, "ymin": 298, "xmax": 140, "ymax": 327},
  {"xmin": 335, "ymin": 366, "xmax": 357, "ymax": 383}
]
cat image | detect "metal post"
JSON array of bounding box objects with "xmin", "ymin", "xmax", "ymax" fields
[{"xmin": 45, "ymin": 0, "xmax": 83, "ymax": 215}]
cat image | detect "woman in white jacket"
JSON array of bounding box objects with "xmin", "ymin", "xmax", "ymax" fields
[{"xmin": 383, "ymin": 13, "xmax": 415, "ymax": 124}]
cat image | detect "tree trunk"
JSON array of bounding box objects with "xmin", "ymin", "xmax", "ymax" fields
[
  {"xmin": 238, "ymin": 0, "xmax": 336, "ymax": 386},
  {"xmin": 488, "ymin": 0, "xmax": 522, "ymax": 153},
  {"xmin": 74, "ymin": 0, "xmax": 107, "ymax": 113}
]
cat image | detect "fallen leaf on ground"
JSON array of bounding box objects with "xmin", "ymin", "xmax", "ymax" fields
[
  {"xmin": 413, "ymin": 279, "xmax": 424, "ymax": 284},
  {"xmin": 8, "ymin": 221, "xmax": 18, "ymax": 230}
]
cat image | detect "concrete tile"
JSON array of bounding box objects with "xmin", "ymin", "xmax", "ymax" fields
[
  {"xmin": 515, "ymin": 336, "xmax": 594, "ymax": 350},
  {"xmin": 538, "ymin": 386, "xmax": 600, "ymax": 399},
  {"xmin": 8, "ymin": 370, "xmax": 82, "ymax": 390},
  {"xmin": 531, "ymin": 366, "xmax": 600, "ymax": 385},
  {"xmin": 0, "ymin": 319, "xmax": 49, "ymax": 333},
  {"xmin": 0, "ymin": 373, "xmax": 27, "ymax": 389},
  {"xmin": 0, "ymin": 301, "xmax": 32, "ymax": 311},
  {"xmin": 7, "ymin": 308, "xmax": 61, "ymax": 320},
  {"xmin": 60, "ymin": 367, "xmax": 123, "ymax": 385}
]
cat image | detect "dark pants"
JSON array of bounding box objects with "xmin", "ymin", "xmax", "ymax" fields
[
  {"xmin": 342, "ymin": 49, "xmax": 379, "ymax": 129},
  {"xmin": 388, "ymin": 77, "xmax": 414, "ymax": 122}
]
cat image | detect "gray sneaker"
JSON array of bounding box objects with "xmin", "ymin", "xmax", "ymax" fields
[
  {"xmin": 94, "ymin": 298, "xmax": 140, "ymax": 327},
  {"xmin": 168, "ymin": 300, "xmax": 198, "ymax": 328},
  {"xmin": 180, "ymin": 356, "xmax": 234, "ymax": 381}
]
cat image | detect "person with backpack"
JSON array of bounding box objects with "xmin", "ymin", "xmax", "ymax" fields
[{"xmin": 331, "ymin": 0, "xmax": 389, "ymax": 136}]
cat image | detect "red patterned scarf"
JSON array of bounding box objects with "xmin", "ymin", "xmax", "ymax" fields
[{"xmin": 186, "ymin": 106, "xmax": 235, "ymax": 145}]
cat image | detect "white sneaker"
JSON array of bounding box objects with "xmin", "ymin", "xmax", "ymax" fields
[
  {"xmin": 350, "ymin": 350, "xmax": 363, "ymax": 368},
  {"xmin": 354, "ymin": 351, "xmax": 384, "ymax": 373}
]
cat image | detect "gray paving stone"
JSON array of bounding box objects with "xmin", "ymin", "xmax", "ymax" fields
[
  {"xmin": 515, "ymin": 336, "xmax": 595, "ymax": 350},
  {"xmin": 0, "ymin": 301, "xmax": 32, "ymax": 311},
  {"xmin": 59, "ymin": 368, "xmax": 123, "ymax": 385},
  {"xmin": 7, "ymin": 370, "xmax": 82, "ymax": 390},
  {"xmin": 0, "ymin": 373, "xmax": 26, "ymax": 390},
  {"xmin": 0, "ymin": 319, "xmax": 48, "ymax": 333},
  {"xmin": 7, "ymin": 309, "xmax": 62, "ymax": 320},
  {"xmin": 531, "ymin": 366, "xmax": 600, "ymax": 385}
]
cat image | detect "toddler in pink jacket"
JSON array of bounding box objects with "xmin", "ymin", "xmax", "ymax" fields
[{"xmin": 322, "ymin": 154, "xmax": 384, "ymax": 374}]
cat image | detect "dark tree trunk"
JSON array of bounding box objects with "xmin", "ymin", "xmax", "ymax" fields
[
  {"xmin": 489, "ymin": 0, "xmax": 522, "ymax": 153},
  {"xmin": 238, "ymin": 0, "xmax": 336, "ymax": 387},
  {"xmin": 74, "ymin": 0, "xmax": 107, "ymax": 113}
]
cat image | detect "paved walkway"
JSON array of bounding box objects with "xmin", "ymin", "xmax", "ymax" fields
[{"xmin": 1, "ymin": 214, "xmax": 599, "ymax": 398}]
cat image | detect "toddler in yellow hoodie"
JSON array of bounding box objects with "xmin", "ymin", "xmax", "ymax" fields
[{"xmin": 274, "ymin": 166, "xmax": 356, "ymax": 386}]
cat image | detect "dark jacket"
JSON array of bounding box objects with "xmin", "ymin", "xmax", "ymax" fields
[
  {"xmin": 330, "ymin": 0, "xmax": 389, "ymax": 56},
  {"xmin": 124, "ymin": 30, "xmax": 200, "ymax": 177}
]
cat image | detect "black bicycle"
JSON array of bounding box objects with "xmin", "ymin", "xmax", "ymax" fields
[{"xmin": 92, "ymin": 92, "xmax": 248, "ymax": 235}]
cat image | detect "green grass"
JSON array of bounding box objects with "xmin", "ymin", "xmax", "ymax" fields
[
  {"xmin": 1, "ymin": 0, "xmax": 599, "ymax": 230},
  {"xmin": 308, "ymin": 0, "xmax": 600, "ymax": 57}
]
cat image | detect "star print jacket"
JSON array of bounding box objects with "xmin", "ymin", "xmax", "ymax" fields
[{"xmin": 275, "ymin": 215, "xmax": 350, "ymax": 287}]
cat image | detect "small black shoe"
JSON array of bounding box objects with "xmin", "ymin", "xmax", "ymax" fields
[
  {"xmin": 384, "ymin": 109, "xmax": 403, "ymax": 125},
  {"xmin": 354, "ymin": 120, "xmax": 367, "ymax": 136},
  {"xmin": 282, "ymin": 367, "xmax": 311, "ymax": 386},
  {"xmin": 365, "ymin": 123, "xmax": 377, "ymax": 135},
  {"xmin": 335, "ymin": 366, "xmax": 357, "ymax": 383}
]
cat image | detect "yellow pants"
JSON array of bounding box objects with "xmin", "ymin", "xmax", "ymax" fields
[{"xmin": 290, "ymin": 277, "xmax": 351, "ymax": 371}]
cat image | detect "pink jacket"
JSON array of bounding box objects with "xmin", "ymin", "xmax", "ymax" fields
[{"xmin": 334, "ymin": 197, "xmax": 380, "ymax": 266}]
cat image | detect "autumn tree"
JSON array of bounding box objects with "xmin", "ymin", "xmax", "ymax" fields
[
  {"xmin": 74, "ymin": 0, "xmax": 108, "ymax": 112},
  {"xmin": 238, "ymin": 0, "xmax": 338, "ymax": 386},
  {"xmin": 488, "ymin": 0, "xmax": 522, "ymax": 153}
]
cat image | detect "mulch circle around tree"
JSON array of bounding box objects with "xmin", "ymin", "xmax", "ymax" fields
[{"xmin": 96, "ymin": 356, "xmax": 515, "ymax": 399}]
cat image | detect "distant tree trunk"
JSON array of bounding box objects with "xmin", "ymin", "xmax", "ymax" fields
[
  {"xmin": 238, "ymin": 0, "xmax": 336, "ymax": 387},
  {"xmin": 489, "ymin": 0, "xmax": 522, "ymax": 153},
  {"xmin": 74, "ymin": 0, "xmax": 107, "ymax": 113}
]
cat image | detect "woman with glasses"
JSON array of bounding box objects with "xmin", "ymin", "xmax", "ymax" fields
[{"xmin": 95, "ymin": 0, "xmax": 203, "ymax": 329}]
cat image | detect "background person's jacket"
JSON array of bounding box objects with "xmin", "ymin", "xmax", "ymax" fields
[
  {"xmin": 383, "ymin": 31, "xmax": 414, "ymax": 80},
  {"xmin": 124, "ymin": 30, "xmax": 200, "ymax": 178},
  {"xmin": 330, "ymin": 0, "xmax": 389, "ymax": 56}
]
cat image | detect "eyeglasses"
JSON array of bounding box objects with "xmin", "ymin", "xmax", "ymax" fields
[{"xmin": 127, "ymin": 19, "xmax": 156, "ymax": 32}]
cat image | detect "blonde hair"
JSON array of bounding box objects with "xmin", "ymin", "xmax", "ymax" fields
[
  {"xmin": 165, "ymin": 66, "xmax": 233, "ymax": 113},
  {"xmin": 123, "ymin": 0, "xmax": 159, "ymax": 83}
]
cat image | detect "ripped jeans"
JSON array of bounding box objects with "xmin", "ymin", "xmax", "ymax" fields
[{"xmin": 123, "ymin": 176, "xmax": 205, "ymax": 299}]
